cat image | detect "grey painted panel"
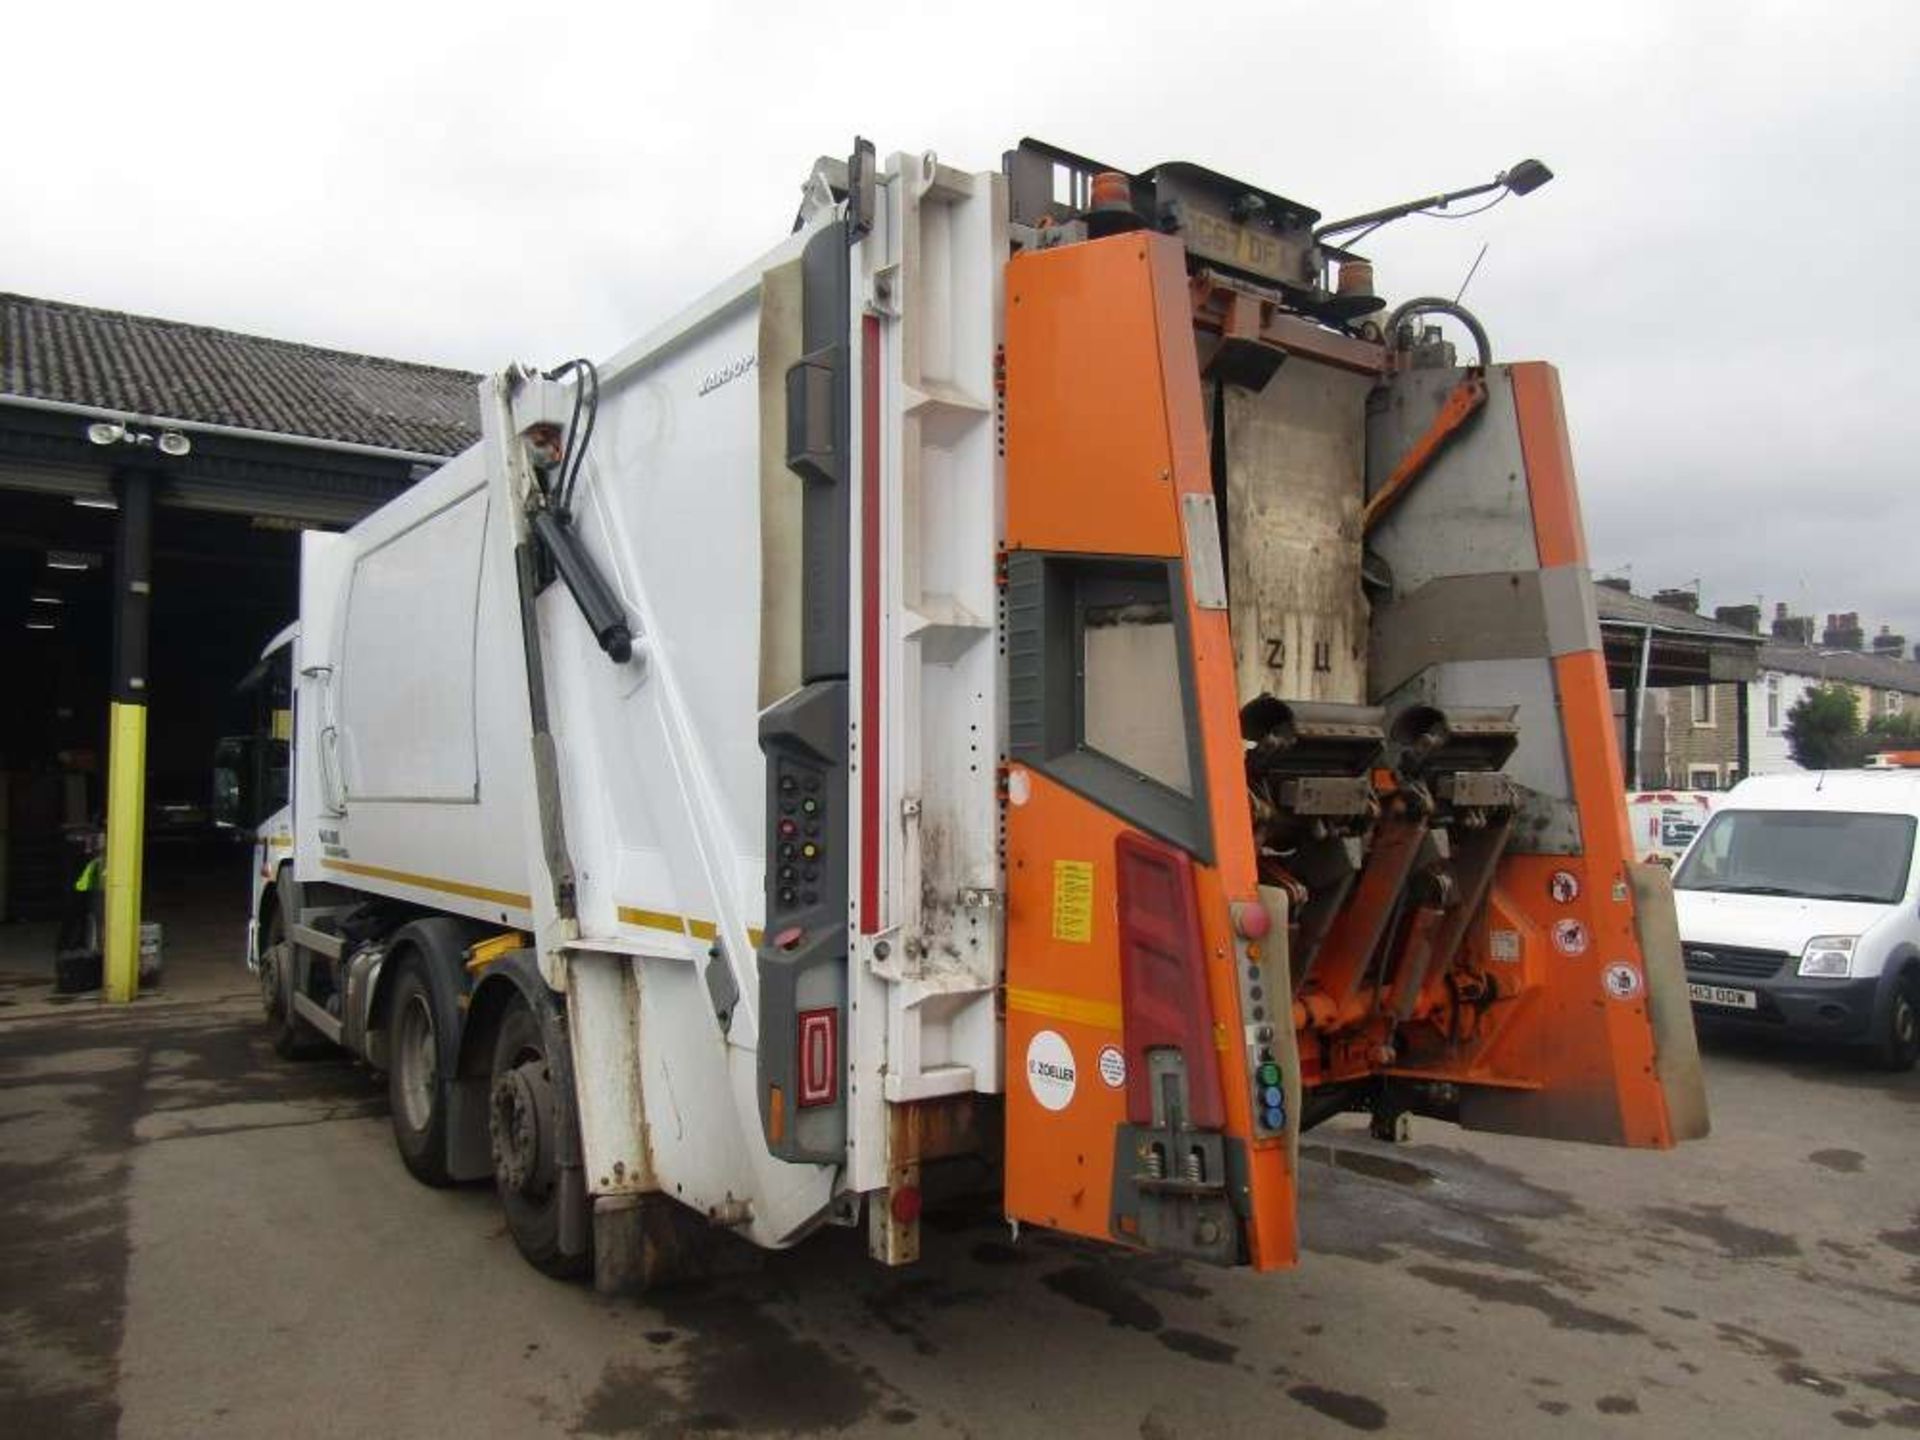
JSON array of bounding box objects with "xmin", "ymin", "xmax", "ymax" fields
[
  {"xmin": 1370, "ymin": 565, "xmax": 1602, "ymax": 698},
  {"xmin": 1366, "ymin": 366, "xmax": 1538, "ymax": 593}
]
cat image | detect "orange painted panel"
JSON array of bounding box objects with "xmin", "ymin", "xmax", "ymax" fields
[
  {"xmin": 1510, "ymin": 362, "xmax": 1590, "ymax": 570},
  {"xmin": 1000, "ymin": 233, "xmax": 1298, "ymax": 1268},
  {"xmin": 1005, "ymin": 236, "xmax": 1183, "ymax": 557},
  {"xmin": 1002, "ymin": 767, "xmax": 1132, "ymax": 1239}
]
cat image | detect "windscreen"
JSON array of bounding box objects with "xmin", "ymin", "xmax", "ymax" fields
[{"xmin": 1673, "ymin": 808, "xmax": 1916, "ymax": 904}]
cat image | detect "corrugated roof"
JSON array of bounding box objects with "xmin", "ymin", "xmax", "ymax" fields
[
  {"xmin": 1759, "ymin": 641, "xmax": 1920, "ymax": 695},
  {"xmin": 0, "ymin": 292, "xmax": 481, "ymax": 457},
  {"xmin": 1593, "ymin": 584, "xmax": 1763, "ymax": 643}
]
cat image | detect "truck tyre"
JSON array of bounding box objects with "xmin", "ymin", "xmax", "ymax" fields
[
  {"xmin": 267, "ymin": 942, "xmax": 332, "ymax": 1060},
  {"xmin": 490, "ymin": 994, "xmax": 589, "ymax": 1278},
  {"xmin": 387, "ymin": 953, "xmax": 457, "ymax": 1186},
  {"xmin": 259, "ymin": 899, "xmax": 286, "ymax": 1022},
  {"xmin": 1869, "ymin": 971, "xmax": 1920, "ymax": 1073},
  {"xmin": 266, "ymin": 871, "xmax": 331, "ymax": 1060}
]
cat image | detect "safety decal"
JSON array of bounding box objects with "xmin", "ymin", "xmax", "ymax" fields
[
  {"xmin": 1051, "ymin": 860, "xmax": 1095, "ymax": 944},
  {"xmin": 1549, "ymin": 869, "xmax": 1580, "ymax": 904},
  {"xmin": 1026, "ymin": 1029, "xmax": 1078, "ymax": 1111},
  {"xmin": 1552, "ymin": 918, "xmax": 1589, "ymax": 956},
  {"xmin": 1488, "ymin": 929, "xmax": 1522, "ymax": 962},
  {"xmin": 1602, "ymin": 961, "xmax": 1644, "ymax": 1000},
  {"xmin": 1097, "ymin": 1044, "xmax": 1127, "ymax": 1089}
]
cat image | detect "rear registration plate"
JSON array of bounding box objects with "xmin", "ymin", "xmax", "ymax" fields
[{"xmin": 1688, "ymin": 982, "xmax": 1758, "ymax": 1010}]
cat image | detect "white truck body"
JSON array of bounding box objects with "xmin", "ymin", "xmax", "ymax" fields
[{"xmin": 283, "ymin": 152, "xmax": 1003, "ymax": 1250}]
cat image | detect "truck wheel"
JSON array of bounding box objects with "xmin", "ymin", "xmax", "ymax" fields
[
  {"xmin": 267, "ymin": 942, "xmax": 332, "ymax": 1060},
  {"xmin": 388, "ymin": 956, "xmax": 455, "ymax": 1186},
  {"xmin": 1870, "ymin": 973, "xmax": 1920, "ymax": 1073},
  {"xmin": 259, "ymin": 904, "xmax": 286, "ymax": 1021},
  {"xmin": 490, "ymin": 995, "xmax": 589, "ymax": 1277}
]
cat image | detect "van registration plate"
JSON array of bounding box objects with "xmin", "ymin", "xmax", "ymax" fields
[{"xmin": 1688, "ymin": 982, "xmax": 1757, "ymax": 1010}]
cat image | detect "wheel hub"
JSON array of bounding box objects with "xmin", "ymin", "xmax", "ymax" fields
[{"xmin": 491, "ymin": 1062, "xmax": 555, "ymax": 1196}]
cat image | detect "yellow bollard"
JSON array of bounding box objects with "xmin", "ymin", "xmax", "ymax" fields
[{"xmin": 103, "ymin": 698, "xmax": 148, "ymax": 1002}]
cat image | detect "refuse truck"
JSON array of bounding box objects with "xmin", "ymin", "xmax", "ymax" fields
[{"xmin": 243, "ymin": 136, "xmax": 1708, "ymax": 1289}]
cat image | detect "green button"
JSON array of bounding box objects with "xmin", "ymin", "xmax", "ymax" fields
[{"xmin": 1258, "ymin": 1062, "xmax": 1281, "ymax": 1086}]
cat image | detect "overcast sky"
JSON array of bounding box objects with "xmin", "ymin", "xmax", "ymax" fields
[{"xmin": 8, "ymin": 1, "xmax": 1916, "ymax": 643}]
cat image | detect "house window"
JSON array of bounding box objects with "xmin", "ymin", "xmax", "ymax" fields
[
  {"xmin": 1691, "ymin": 685, "xmax": 1715, "ymax": 728},
  {"xmin": 1688, "ymin": 766, "xmax": 1721, "ymax": 792},
  {"xmin": 1886, "ymin": 691, "xmax": 1904, "ymax": 717},
  {"xmin": 1766, "ymin": 676, "xmax": 1781, "ymax": 732}
]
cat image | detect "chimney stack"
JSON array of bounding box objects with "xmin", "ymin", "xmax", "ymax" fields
[
  {"xmin": 1773, "ymin": 605, "xmax": 1815, "ymax": 644},
  {"xmin": 1653, "ymin": 587, "xmax": 1699, "ymax": 613},
  {"xmin": 1822, "ymin": 612, "xmax": 1865, "ymax": 651},
  {"xmin": 1714, "ymin": 603, "xmax": 1761, "ymax": 635}
]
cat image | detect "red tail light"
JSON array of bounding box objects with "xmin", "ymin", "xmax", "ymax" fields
[{"xmin": 797, "ymin": 1007, "xmax": 838, "ymax": 1107}]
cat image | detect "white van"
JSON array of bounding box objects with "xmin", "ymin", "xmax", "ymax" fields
[{"xmin": 1672, "ymin": 771, "xmax": 1920, "ymax": 1070}]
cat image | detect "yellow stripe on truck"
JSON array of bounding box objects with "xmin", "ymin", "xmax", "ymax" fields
[
  {"xmin": 322, "ymin": 859, "xmax": 531, "ymax": 910},
  {"xmin": 1006, "ymin": 985, "xmax": 1124, "ymax": 1032},
  {"xmin": 616, "ymin": 906, "xmax": 764, "ymax": 949}
]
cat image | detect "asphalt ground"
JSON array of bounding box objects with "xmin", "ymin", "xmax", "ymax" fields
[{"xmin": 1, "ymin": 986, "xmax": 1916, "ymax": 1439}]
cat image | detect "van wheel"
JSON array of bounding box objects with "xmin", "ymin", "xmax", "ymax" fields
[
  {"xmin": 388, "ymin": 955, "xmax": 455, "ymax": 1186},
  {"xmin": 1870, "ymin": 973, "xmax": 1920, "ymax": 1072},
  {"xmin": 490, "ymin": 995, "xmax": 589, "ymax": 1277}
]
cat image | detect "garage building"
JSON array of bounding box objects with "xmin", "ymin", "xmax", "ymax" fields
[{"xmin": 0, "ymin": 292, "xmax": 479, "ymax": 996}]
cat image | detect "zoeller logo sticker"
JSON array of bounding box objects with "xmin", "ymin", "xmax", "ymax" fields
[{"xmin": 1026, "ymin": 1029, "xmax": 1077, "ymax": 1111}]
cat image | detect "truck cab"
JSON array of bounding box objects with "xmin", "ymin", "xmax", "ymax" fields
[{"xmin": 212, "ymin": 622, "xmax": 298, "ymax": 973}]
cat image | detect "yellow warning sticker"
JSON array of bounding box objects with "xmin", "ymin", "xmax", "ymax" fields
[{"xmin": 1051, "ymin": 860, "xmax": 1095, "ymax": 944}]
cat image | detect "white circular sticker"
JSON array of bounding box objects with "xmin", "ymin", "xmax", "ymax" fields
[
  {"xmin": 1552, "ymin": 918, "xmax": 1589, "ymax": 956},
  {"xmin": 1603, "ymin": 961, "xmax": 1644, "ymax": 1000},
  {"xmin": 1097, "ymin": 1045, "xmax": 1127, "ymax": 1089},
  {"xmin": 1025, "ymin": 1029, "xmax": 1077, "ymax": 1111},
  {"xmin": 1549, "ymin": 869, "xmax": 1581, "ymax": 904}
]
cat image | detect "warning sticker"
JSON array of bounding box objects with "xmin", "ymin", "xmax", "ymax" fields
[
  {"xmin": 1602, "ymin": 961, "xmax": 1644, "ymax": 1000},
  {"xmin": 1489, "ymin": 929, "xmax": 1522, "ymax": 963},
  {"xmin": 1051, "ymin": 860, "xmax": 1095, "ymax": 944},
  {"xmin": 1026, "ymin": 1029, "xmax": 1078, "ymax": 1111},
  {"xmin": 1552, "ymin": 918, "xmax": 1589, "ymax": 956},
  {"xmin": 1098, "ymin": 1045, "xmax": 1127, "ymax": 1089}
]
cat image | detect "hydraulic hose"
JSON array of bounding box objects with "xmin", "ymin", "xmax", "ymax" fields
[{"xmin": 1383, "ymin": 297, "xmax": 1492, "ymax": 368}]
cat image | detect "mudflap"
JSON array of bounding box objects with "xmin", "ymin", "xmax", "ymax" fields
[{"xmin": 1629, "ymin": 862, "xmax": 1710, "ymax": 1141}]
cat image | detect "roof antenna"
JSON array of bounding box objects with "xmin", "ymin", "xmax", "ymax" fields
[{"xmin": 1454, "ymin": 242, "xmax": 1490, "ymax": 304}]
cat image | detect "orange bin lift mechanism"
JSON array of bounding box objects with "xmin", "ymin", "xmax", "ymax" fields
[
  {"xmin": 1000, "ymin": 235, "xmax": 1701, "ymax": 1274},
  {"xmin": 1002, "ymin": 232, "xmax": 1298, "ymax": 1272},
  {"xmin": 1286, "ymin": 364, "xmax": 1689, "ymax": 1148}
]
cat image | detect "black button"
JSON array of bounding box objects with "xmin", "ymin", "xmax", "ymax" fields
[
  {"xmin": 780, "ymin": 800, "xmax": 796, "ymax": 815},
  {"xmin": 780, "ymin": 843, "xmax": 795, "ymax": 860},
  {"xmin": 778, "ymin": 887, "xmax": 796, "ymax": 904},
  {"xmin": 804, "ymin": 822, "xmax": 819, "ymax": 837},
  {"xmin": 803, "ymin": 777, "xmax": 820, "ymax": 792},
  {"xmin": 801, "ymin": 890, "xmax": 817, "ymax": 905},
  {"xmin": 779, "ymin": 866, "xmax": 795, "ymax": 881},
  {"xmin": 780, "ymin": 775, "xmax": 797, "ymax": 793}
]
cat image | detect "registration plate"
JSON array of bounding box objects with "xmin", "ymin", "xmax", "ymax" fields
[{"xmin": 1688, "ymin": 982, "xmax": 1758, "ymax": 1011}]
